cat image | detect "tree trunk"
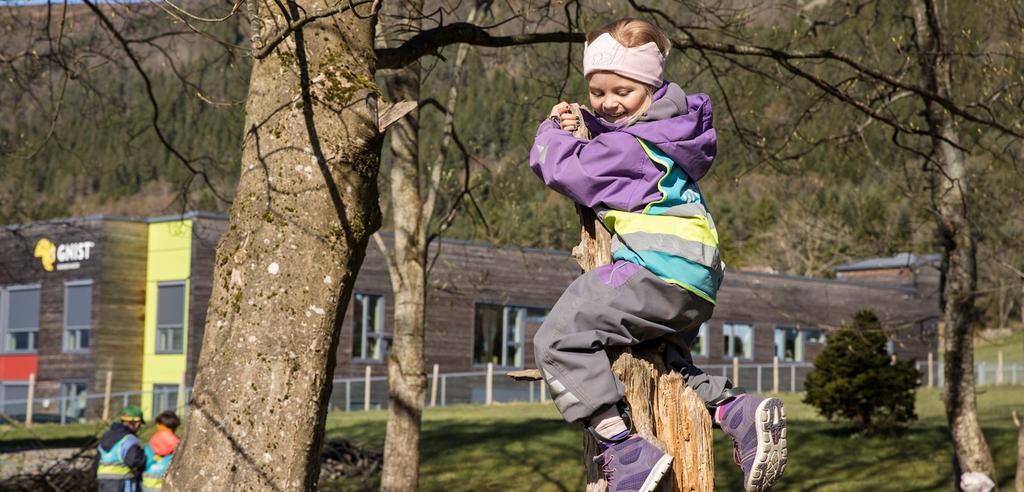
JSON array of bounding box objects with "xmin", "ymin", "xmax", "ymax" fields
[
  {"xmin": 911, "ymin": 0, "xmax": 997, "ymax": 485},
  {"xmin": 165, "ymin": 4, "xmax": 383, "ymax": 490},
  {"xmin": 1014, "ymin": 411, "xmax": 1024, "ymax": 492},
  {"xmin": 379, "ymin": 1, "xmax": 426, "ymax": 489},
  {"xmin": 997, "ymin": 278, "xmax": 1010, "ymax": 329},
  {"xmin": 575, "ymin": 208, "xmax": 714, "ymax": 492},
  {"xmin": 377, "ymin": 2, "xmax": 479, "ymax": 488}
]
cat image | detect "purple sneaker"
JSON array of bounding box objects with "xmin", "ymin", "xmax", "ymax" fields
[
  {"xmin": 593, "ymin": 434, "xmax": 674, "ymax": 492},
  {"xmin": 720, "ymin": 395, "xmax": 788, "ymax": 491}
]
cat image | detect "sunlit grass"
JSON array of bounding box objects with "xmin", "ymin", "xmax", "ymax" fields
[
  {"xmin": 322, "ymin": 386, "xmax": 1024, "ymax": 491},
  {"xmin": 3, "ymin": 386, "xmax": 1021, "ymax": 491}
]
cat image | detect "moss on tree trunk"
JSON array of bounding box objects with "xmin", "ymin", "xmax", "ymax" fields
[{"xmin": 164, "ymin": 4, "xmax": 383, "ymax": 490}]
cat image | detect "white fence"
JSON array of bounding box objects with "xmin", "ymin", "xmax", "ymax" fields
[
  {"xmin": 915, "ymin": 360, "xmax": 1024, "ymax": 388},
  {"xmin": 3, "ymin": 358, "xmax": 1021, "ymax": 424},
  {"xmin": 330, "ymin": 358, "xmax": 1024, "ymax": 412},
  {"xmin": 0, "ymin": 386, "xmax": 191, "ymax": 426},
  {"xmin": 328, "ymin": 361, "xmax": 817, "ymax": 412}
]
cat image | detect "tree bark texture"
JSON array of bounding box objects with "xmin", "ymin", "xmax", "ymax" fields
[
  {"xmin": 164, "ymin": 4, "xmax": 382, "ymax": 490},
  {"xmin": 911, "ymin": 0, "xmax": 997, "ymax": 484},
  {"xmin": 379, "ymin": 1, "xmax": 427, "ymax": 489},
  {"xmin": 575, "ymin": 208, "xmax": 714, "ymax": 492}
]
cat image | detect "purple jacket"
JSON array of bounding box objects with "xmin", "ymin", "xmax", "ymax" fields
[{"xmin": 529, "ymin": 83, "xmax": 717, "ymax": 212}]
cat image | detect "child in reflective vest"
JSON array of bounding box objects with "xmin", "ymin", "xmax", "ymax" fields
[
  {"xmin": 142, "ymin": 410, "xmax": 181, "ymax": 491},
  {"xmin": 97, "ymin": 405, "xmax": 146, "ymax": 492},
  {"xmin": 529, "ymin": 17, "xmax": 788, "ymax": 492}
]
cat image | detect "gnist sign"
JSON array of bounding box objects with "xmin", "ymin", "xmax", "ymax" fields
[{"xmin": 34, "ymin": 238, "xmax": 95, "ymax": 272}]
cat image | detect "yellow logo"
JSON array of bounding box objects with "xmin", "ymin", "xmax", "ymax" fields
[{"xmin": 34, "ymin": 238, "xmax": 57, "ymax": 272}]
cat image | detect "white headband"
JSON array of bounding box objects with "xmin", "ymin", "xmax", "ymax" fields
[{"xmin": 583, "ymin": 33, "xmax": 667, "ymax": 87}]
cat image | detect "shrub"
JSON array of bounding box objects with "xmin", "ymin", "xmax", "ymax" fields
[{"xmin": 803, "ymin": 310, "xmax": 920, "ymax": 433}]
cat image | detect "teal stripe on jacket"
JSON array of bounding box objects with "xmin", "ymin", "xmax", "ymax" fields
[
  {"xmin": 601, "ymin": 138, "xmax": 724, "ymax": 302},
  {"xmin": 612, "ymin": 249, "xmax": 722, "ymax": 303}
]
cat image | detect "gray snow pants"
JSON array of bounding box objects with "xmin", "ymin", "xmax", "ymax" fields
[{"xmin": 534, "ymin": 260, "xmax": 732, "ymax": 423}]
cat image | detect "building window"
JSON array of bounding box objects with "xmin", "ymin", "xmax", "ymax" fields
[
  {"xmin": 474, "ymin": 304, "xmax": 547, "ymax": 368},
  {"xmin": 690, "ymin": 322, "xmax": 709, "ymax": 357},
  {"xmin": 4, "ymin": 286, "xmax": 40, "ymax": 353},
  {"xmin": 156, "ymin": 283, "xmax": 186, "ymax": 354},
  {"xmin": 60, "ymin": 381, "xmax": 88, "ymax": 424},
  {"xmin": 1, "ymin": 383, "xmax": 29, "ymax": 420},
  {"xmin": 152, "ymin": 384, "xmax": 179, "ymax": 418},
  {"xmin": 723, "ymin": 323, "xmax": 753, "ymax": 360},
  {"xmin": 804, "ymin": 329, "xmax": 826, "ymax": 345},
  {"xmin": 63, "ymin": 281, "xmax": 92, "ymax": 352},
  {"xmin": 352, "ymin": 293, "xmax": 386, "ymax": 361},
  {"xmin": 774, "ymin": 327, "xmax": 803, "ymax": 362}
]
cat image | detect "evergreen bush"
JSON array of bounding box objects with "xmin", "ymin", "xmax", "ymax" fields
[{"xmin": 803, "ymin": 310, "xmax": 920, "ymax": 433}]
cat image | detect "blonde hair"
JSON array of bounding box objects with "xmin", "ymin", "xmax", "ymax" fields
[
  {"xmin": 585, "ymin": 18, "xmax": 671, "ymax": 55},
  {"xmin": 586, "ymin": 18, "xmax": 670, "ymax": 127}
]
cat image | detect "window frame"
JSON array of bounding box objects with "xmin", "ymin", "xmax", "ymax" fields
[
  {"xmin": 62, "ymin": 279, "xmax": 93, "ymax": 353},
  {"xmin": 1, "ymin": 382, "xmax": 30, "ymax": 419},
  {"xmin": 152, "ymin": 384, "xmax": 180, "ymax": 418},
  {"xmin": 472, "ymin": 302, "xmax": 549, "ymax": 369},
  {"xmin": 722, "ymin": 322, "xmax": 754, "ymax": 360},
  {"xmin": 155, "ymin": 281, "xmax": 187, "ymax": 354},
  {"xmin": 773, "ymin": 326, "xmax": 803, "ymax": 362},
  {"xmin": 351, "ymin": 292, "xmax": 387, "ymax": 362},
  {"xmin": 804, "ymin": 329, "xmax": 826, "ymax": 345},
  {"xmin": 59, "ymin": 380, "xmax": 88, "ymax": 424},
  {"xmin": 3, "ymin": 284, "xmax": 41, "ymax": 354},
  {"xmin": 690, "ymin": 322, "xmax": 710, "ymax": 358}
]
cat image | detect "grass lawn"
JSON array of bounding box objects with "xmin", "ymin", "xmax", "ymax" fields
[
  {"xmin": 976, "ymin": 328, "xmax": 1024, "ymax": 366},
  {"xmin": 322, "ymin": 386, "xmax": 1024, "ymax": 492},
  {"xmin": 0, "ymin": 419, "xmax": 169, "ymax": 453},
  {"xmin": 2, "ymin": 386, "xmax": 1021, "ymax": 491}
]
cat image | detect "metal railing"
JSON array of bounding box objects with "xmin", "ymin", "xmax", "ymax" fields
[{"xmin": 0, "ymin": 387, "xmax": 192, "ymax": 426}]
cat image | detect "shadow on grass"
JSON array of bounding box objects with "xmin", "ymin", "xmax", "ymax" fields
[
  {"xmin": 729, "ymin": 419, "xmax": 960, "ymax": 492},
  {"xmin": 0, "ymin": 436, "xmax": 97, "ymax": 453},
  {"xmin": 324, "ymin": 416, "xmax": 582, "ymax": 492},
  {"xmin": 419, "ymin": 419, "xmax": 582, "ymax": 491}
]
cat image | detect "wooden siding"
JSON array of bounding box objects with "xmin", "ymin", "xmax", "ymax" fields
[
  {"xmin": 1, "ymin": 219, "xmax": 105, "ymax": 412},
  {"xmin": 0, "ymin": 217, "xmax": 148, "ymax": 417},
  {"xmin": 711, "ymin": 271, "xmax": 939, "ymax": 364},
  {"xmin": 331, "ymin": 241, "xmax": 941, "ymax": 376},
  {"xmin": 333, "ymin": 238, "xmax": 579, "ymax": 377},
  {"xmin": 93, "ymin": 220, "xmax": 148, "ymax": 398},
  {"xmin": 3, "ymin": 214, "xmax": 945, "ymax": 398}
]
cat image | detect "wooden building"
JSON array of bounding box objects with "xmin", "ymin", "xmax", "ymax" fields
[
  {"xmin": 0, "ymin": 212, "xmax": 225, "ymax": 421},
  {"xmin": 1, "ymin": 211, "xmax": 940, "ymax": 419},
  {"xmin": 338, "ymin": 238, "xmax": 941, "ymax": 379},
  {"xmin": 0, "ymin": 216, "xmax": 147, "ymax": 421}
]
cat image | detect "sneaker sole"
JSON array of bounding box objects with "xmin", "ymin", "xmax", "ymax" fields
[
  {"xmin": 634, "ymin": 453, "xmax": 674, "ymax": 492},
  {"xmin": 745, "ymin": 397, "xmax": 787, "ymax": 492}
]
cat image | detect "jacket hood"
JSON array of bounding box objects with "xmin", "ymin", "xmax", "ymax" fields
[
  {"xmin": 100, "ymin": 422, "xmax": 135, "ymax": 450},
  {"xmin": 581, "ymin": 83, "xmax": 717, "ymax": 181},
  {"xmin": 149, "ymin": 429, "xmax": 180, "ymax": 456},
  {"xmin": 640, "ymin": 82, "xmax": 689, "ymax": 122}
]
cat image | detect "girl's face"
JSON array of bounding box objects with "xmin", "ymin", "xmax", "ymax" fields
[{"xmin": 587, "ymin": 72, "xmax": 650, "ymax": 122}]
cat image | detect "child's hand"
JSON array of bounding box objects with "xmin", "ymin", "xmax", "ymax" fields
[{"xmin": 549, "ymin": 102, "xmax": 581, "ymax": 132}]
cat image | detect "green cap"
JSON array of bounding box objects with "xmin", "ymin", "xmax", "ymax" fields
[{"xmin": 120, "ymin": 405, "xmax": 145, "ymax": 424}]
